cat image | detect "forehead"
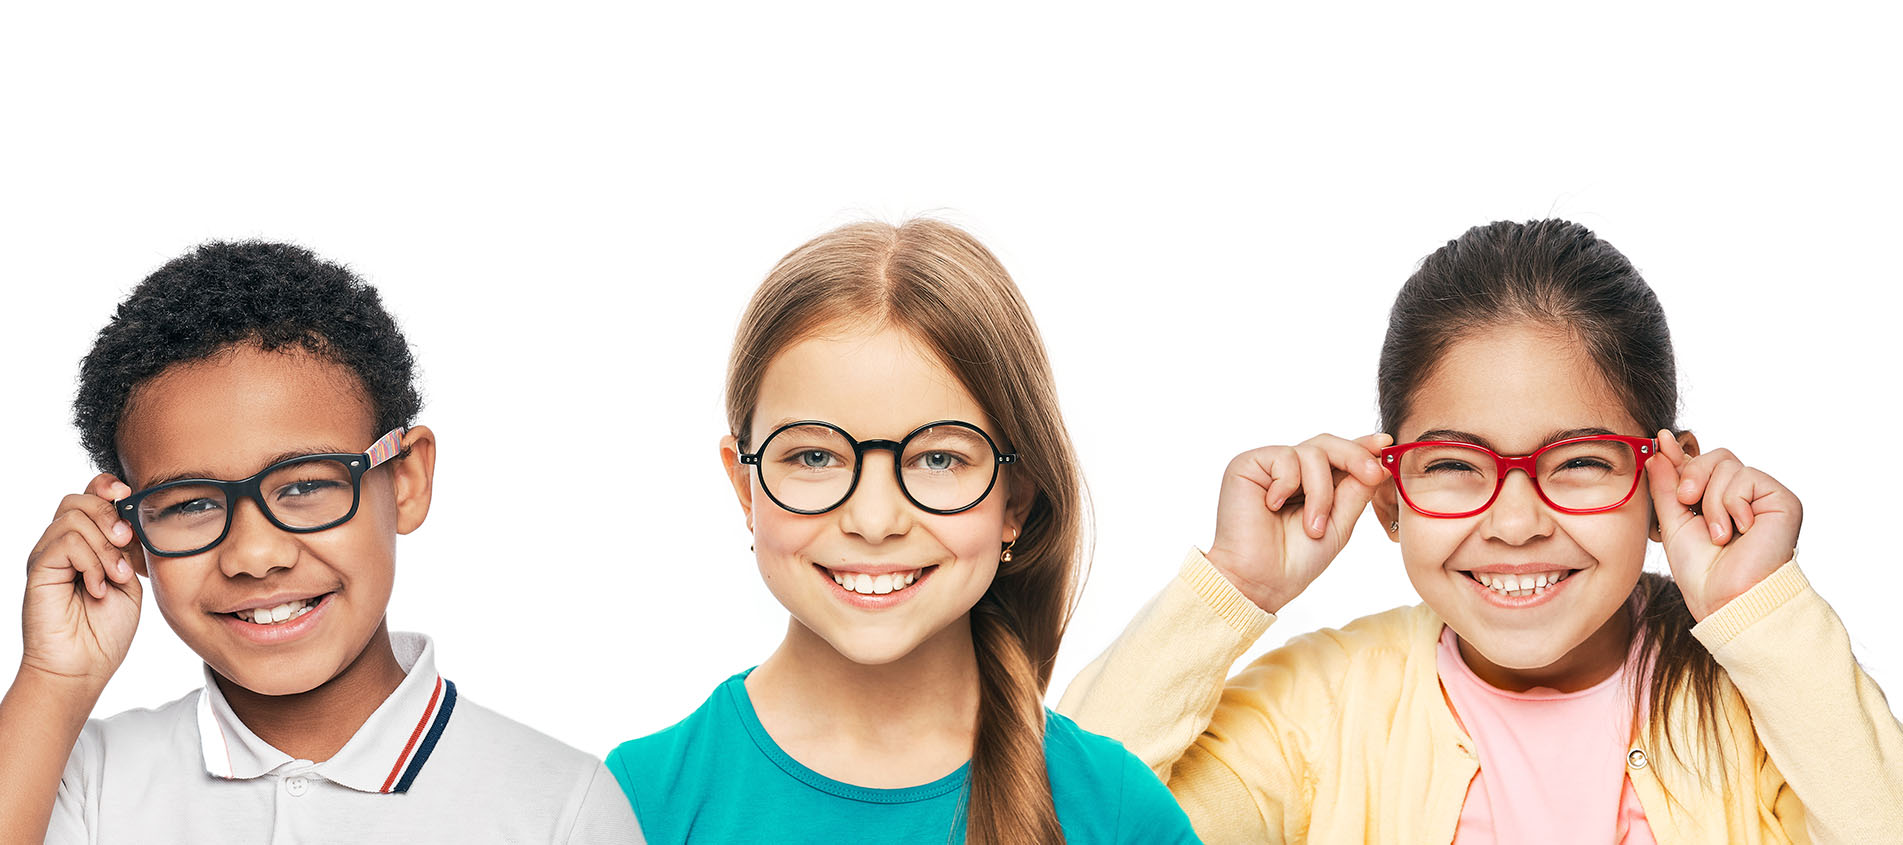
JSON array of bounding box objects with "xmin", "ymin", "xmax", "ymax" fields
[
  {"xmin": 752, "ymin": 324, "xmax": 991, "ymax": 442},
  {"xmin": 117, "ymin": 345, "xmax": 378, "ymax": 487},
  {"xmin": 1402, "ymin": 322, "xmax": 1642, "ymax": 450}
]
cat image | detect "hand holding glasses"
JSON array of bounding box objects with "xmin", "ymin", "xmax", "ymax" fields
[
  {"xmin": 739, "ymin": 420, "xmax": 1015, "ymax": 515},
  {"xmin": 115, "ymin": 428, "xmax": 407, "ymax": 557}
]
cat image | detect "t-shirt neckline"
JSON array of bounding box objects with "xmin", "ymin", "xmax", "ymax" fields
[{"xmin": 723, "ymin": 669, "xmax": 971, "ymax": 805}]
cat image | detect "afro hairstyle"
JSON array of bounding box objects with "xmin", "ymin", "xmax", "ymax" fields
[{"xmin": 74, "ymin": 241, "xmax": 422, "ymax": 480}]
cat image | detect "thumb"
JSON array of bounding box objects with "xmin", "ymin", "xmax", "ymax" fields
[
  {"xmin": 1644, "ymin": 453, "xmax": 1693, "ymax": 536},
  {"xmin": 1327, "ymin": 474, "xmax": 1377, "ymax": 540}
]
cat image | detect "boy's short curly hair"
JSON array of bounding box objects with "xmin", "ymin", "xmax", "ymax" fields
[{"xmin": 75, "ymin": 241, "xmax": 423, "ymax": 479}]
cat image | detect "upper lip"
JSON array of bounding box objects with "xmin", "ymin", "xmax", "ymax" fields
[
  {"xmin": 1458, "ymin": 563, "xmax": 1581, "ymax": 575},
  {"xmin": 821, "ymin": 562, "xmax": 932, "ymax": 576},
  {"xmin": 214, "ymin": 590, "xmax": 332, "ymax": 614}
]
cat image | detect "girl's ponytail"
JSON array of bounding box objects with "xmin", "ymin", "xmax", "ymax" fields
[{"xmin": 967, "ymin": 595, "xmax": 1063, "ymax": 845}]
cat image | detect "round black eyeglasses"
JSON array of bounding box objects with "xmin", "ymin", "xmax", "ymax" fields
[
  {"xmin": 738, "ymin": 420, "xmax": 1017, "ymax": 515},
  {"xmin": 116, "ymin": 428, "xmax": 407, "ymax": 557}
]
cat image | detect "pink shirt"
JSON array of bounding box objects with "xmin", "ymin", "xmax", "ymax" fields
[{"xmin": 1437, "ymin": 626, "xmax": 1657, "ymax": 845}]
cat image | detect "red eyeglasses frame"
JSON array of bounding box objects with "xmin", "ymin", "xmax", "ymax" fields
[{"xmin": 1379, "ymin": 434, "xmax": 1659, "ymax": 519}]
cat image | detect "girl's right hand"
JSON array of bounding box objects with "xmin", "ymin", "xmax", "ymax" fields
[
  {"xmin": 1204, "ymin": 433, "xmax": 1392, "ymax": 613},
  {"xmin": 19, "ymin": 475, "xmax": 143, "ymax": 689}
]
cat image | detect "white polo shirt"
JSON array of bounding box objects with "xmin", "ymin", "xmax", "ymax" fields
[{"xmin": 48, "ymin": 633, "xmax": 644, "ymax": 844}]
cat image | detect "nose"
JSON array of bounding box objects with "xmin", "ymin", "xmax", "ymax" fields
[
  {"xmin": 217, "ymin": 496, "xmax": 298, "ymax": 579},
  {"xmin": 1479, "ymin": 468, "xmax": 1554, "ymax": 545},
  {"xmin": 835, "ymin": 451, "xmax": 911, "ymax": 542}
]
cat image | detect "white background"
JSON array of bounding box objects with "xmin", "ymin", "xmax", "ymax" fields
[{"xmin": 3, "ymin": 3, "xmax": 1898, "ymax": 760}]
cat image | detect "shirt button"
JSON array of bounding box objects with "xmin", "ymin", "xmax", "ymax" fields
[
  {"xmin": 1627, "ymin": 749, "xmax": 1648, "ymax": 770},
  {"xmin": 285, "ymin": 776, "xmax": 310, "ymax": 797}
]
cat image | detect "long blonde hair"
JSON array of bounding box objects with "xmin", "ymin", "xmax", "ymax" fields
[{"xmin": 726, "ymin": 219, "xmax": 1086, "ymax": 845}]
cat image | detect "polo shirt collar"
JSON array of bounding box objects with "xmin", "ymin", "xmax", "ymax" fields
[{"xmin": 196, "ymin": 631, "xmax": 459, "ymax": 794}]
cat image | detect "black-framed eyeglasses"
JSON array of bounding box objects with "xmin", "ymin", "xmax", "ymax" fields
[
  {"xmin": 738, "ymin": 420, "xmax": 1016, "ymax": 515},
  {"xmin": 116, "ymin": 428, "xmax": 408, "ymax": 558}
]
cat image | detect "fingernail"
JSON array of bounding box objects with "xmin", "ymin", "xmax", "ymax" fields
[
  {"xmin": 113, "ymin": 521, "xmax": 131, "ymax": 541},
  {"xmin": 1709, "ymin": 522, "xmax": 1725, "ymax": 541},
  {"xmin": 1269, "ymin": 496, "xmax": 1286, "ymax": 511},
  {"xmin": 1364, "ymin": 460, "xmax": 1381, "ymax": 476},
  {"xmin": 117, "ymin": 558, "xmax": 132, "ymax": 577},
  {"xmin": 1310, "ymin": 515, "xmax": 1326, "ymax": 534}
]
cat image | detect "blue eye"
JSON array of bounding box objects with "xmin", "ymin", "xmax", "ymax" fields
[{"xmin": 913, "ymin": 451, "xmax": 965, "ymax": 472}]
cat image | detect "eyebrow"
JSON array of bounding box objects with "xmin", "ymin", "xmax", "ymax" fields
[
  {"xmin": 138, "ymin": 444, "xmax": 360, "ymax": 489},
  {"xmin": 1410, "ymin": 426, "xmax": 1620, "ymax": 453}
]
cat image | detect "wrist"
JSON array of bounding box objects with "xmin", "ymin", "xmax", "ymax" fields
[
  {"xmin": 13, "ymin": 661, "xmax": 110, "ymax": 706},
  {"xmin": 1202, "ymin": 546, "xmax": 1291, "ymax": 613}
]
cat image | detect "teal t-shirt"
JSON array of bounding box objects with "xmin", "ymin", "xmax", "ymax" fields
[{"xmin": 606, "ymin": 671, "xmax": 1199, "ymax": 844}]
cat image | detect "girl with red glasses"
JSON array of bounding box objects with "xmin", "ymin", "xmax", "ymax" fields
[{"xmin": 1061, "ymin": 219, "xmax": 1902, "ymax": 843}]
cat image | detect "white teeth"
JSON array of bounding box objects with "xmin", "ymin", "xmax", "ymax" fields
[
  {"xmin": 1471, "ymin": 571, "xmax": 1571, "ymax": 598},
  {"xmin": 828, "ymin": 568, "xmax": 924, "ymax": 596},
  {"xmin": 238, "ymin": 598, "xmax": 316, "ymax": 624}
]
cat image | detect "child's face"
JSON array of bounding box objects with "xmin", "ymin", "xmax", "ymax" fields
[
  {"xmin": 724, "ymin": 324, "xmax": 1020, "ymax": 667},
  {"xmin": 1381, "ymin": 322, "xmax": 1657, "ymax": 689},
  {"xmin": 117, "ymin": 345, "xmax": 432, "ymax": 696}
]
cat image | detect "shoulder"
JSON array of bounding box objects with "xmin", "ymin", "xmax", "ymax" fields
[
  {"xmin": 1240, "ymin": 603, "xmax": 1436, "ymax": 684},
  {"xmin": 434, "ymin": 691, "xmax": 604, "ymax": 777},
  {"xmin": 1043, "ymin": 712, "xmax": 1198, "ymax": 842},
  {"xmin": 605, "ymin": 674, "xmax": 741, "ymax": 779},
  {"xmin": 76, "ymin": 689, "xmax": 203, "ymax": 770}
]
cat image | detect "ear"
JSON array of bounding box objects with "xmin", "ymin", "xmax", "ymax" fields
[
  {"xmin": 1372, "ymin": 477, "xmax": 1402, "ymax": 544},
  {"xmin": 719, "ymin": 434, "xmax": 755, "ymax": 533},
  {"xmin": 392, "ymin": 425, "xmax": 437, "ymax": 535},
  {"xmin": 1650, "ymin": 429, "xmax": 1701, "ymax": 541},
  {"xmin": 1000, "ymin": 470, "xmax": 1038, "ymax": 543}
]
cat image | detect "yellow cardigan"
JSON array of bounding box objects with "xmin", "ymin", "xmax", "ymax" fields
[{"xmin": 1057, "ymin": 550, "xmax": 1903, "ymax": 844}]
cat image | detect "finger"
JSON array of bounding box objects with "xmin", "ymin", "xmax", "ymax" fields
[
  {"xmin": 86, "ymin": 473, "xmax": 132, "ymax": 503},
  {"xmin": 1297, "ymin": 445, "xmax": 1336, "ymax": 539},
  {"xmin": 1258, "ymin": 448, "xmax": 1302, "ymax": 511},
  {"xmin": 1302, "ymin": 433, "xmax": 1391, "ymax": 487},
  {"xmin": 1656, "ymin": 431, "xmax": 1689, "ymax": 465},
  {"xmin": 56, "ymin": 491, "xmax": 134, "ymax": 552},
  {"xmin": 1702, "ymin": 460, "xmax": 1742, "ymax": 543},
  {"xmin": 48, "ymin": 510, "xmax": 132, "ymax": 586},
  {"xmin": 1675, "ymin": 447, "xmax": 1737, "ymax": 506},
  {"xmin": 1326, "ymin": 471, "xmax": 1378, "ymax": 540},
  {"xmin": 1645, "ymin": 452, "xmax": 1695, "ymax": 532},
  {"xmin": 58, "ymin": 532, "xmax": 112, "ymax": 600},
  {"xmin": 1723, "ymin": 474, "xmax": 1760, "ymax": 536}
]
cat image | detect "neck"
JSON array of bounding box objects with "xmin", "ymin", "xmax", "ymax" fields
[
  {"xmin": 214, "ymin": 622, "xmax": 408, "ymax": 762},
  {"xmin": 746, "ymin": 615, "xmax": 981, "ymax": 787},
  {"xmin": 1457, "ymin": 604, "xmax": 1635, "ymax": 693}
]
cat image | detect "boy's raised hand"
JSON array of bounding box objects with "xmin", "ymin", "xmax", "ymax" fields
[
  {"xmin": 1204, "ymin": 433, "xmax": 1392, "ymax": 613},
  {"xmin": 20, "ymin": 474, "xmax": 144, "ymax": 689},
  {"xmin": 1645, "ymin": 432, "xmax": 1802, "ymax": 622}
]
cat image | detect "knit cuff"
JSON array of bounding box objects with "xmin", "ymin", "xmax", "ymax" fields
[
  {"xmin": 1179, "ymin": 547, "xmax": 1275, "ymax": 638},
  {"xmin": 1691, "ymin": 557, "xmax": 1808, "ymax": 649}
]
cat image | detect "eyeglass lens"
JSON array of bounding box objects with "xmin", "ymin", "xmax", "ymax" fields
[
  {"xmin": 757, "ymin": 423, "xmax": 1000, "ymax": 513},
  {"xmin": 1395, "ymin": 439, "xmax": 1642, "ymax": 514},
  {"xmin": 134, "ymin": 457, "xmax": 360, "ymax": 554}
]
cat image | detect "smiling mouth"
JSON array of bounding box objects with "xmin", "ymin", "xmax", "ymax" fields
[
  {"xmin": 818, "ymin": 565, "xmax": 933, "ymax": 596},
  {"xmin": 229, "ymin": 594, "xmax": 330, "ymax": 625},
  {"xmin": 1464, "ymin": 570, "xmax": 1576, "ymax": 599}
]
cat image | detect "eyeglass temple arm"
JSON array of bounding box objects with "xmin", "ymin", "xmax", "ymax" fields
[{"xmin": 363, "ymin": 428, "xmax": 408, "ymax": 468}]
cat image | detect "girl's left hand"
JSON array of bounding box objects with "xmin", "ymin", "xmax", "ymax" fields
[{"xmin": 1644, "ymin": 431, "xmax": 1802, "ymax": 621}]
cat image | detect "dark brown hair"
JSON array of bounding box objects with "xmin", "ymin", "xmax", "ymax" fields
[
  {"xmin": 726, "ymin": 219, "xmax": 1084, "ymax": 844},
  {"xmin": 1377, "ymin": 219, "xmax": 1726, "ymax": 772}
]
